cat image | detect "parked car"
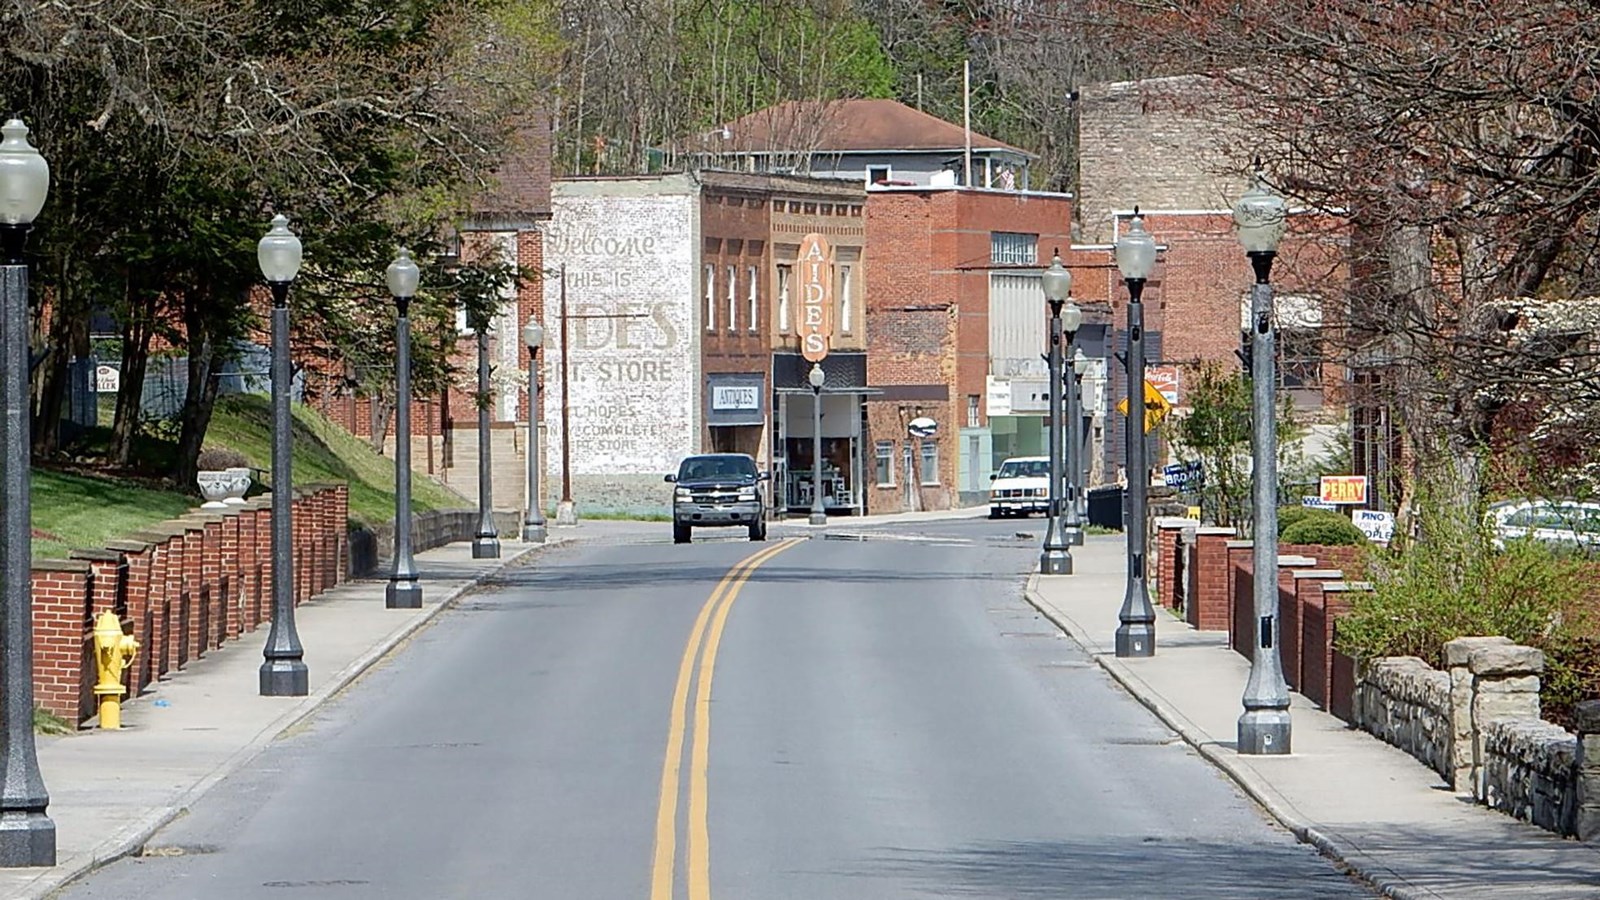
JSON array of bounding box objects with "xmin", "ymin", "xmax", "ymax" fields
[
  {"xmin": 988, "ymin": 456, "xmax": 1051, "ymax": 518},
  {"xmin": 665, "ymin": 453, "xmax": 768, "ymax": 544},
  {"xmin": 1486, "ymin": 499, "xmax": 1600, "ymax": 551}
]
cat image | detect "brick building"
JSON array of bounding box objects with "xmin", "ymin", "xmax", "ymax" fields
[
  {"xmin": 539, "ymin": 171, "xmax": 871, "ymax": 516},
  {"xmin": 1075, "ymin": 77, "xmax": 1354, "ymax": 483},
  {"xmin": 862, "ymin": 186, "xmax": 1074, "ymax": 512}
]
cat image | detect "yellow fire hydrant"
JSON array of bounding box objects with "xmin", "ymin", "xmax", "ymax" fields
[{"xmin": 92, "ymin": 612, "xmax": 139, "ymax": 730}]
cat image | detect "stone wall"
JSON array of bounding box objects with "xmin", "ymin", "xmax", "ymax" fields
[
  {"xmin": 1481, "ymin": 718, "xmax": 1578, "ymax": 836},
  {"xmin": 1353, "ymin": 657, "xmax": 1454, "ymax": 783}
]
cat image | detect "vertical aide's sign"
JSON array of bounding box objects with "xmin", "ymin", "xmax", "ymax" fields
[{"xmin": 798, "ymin": 233, "xmax": 833, "ymax": 362}]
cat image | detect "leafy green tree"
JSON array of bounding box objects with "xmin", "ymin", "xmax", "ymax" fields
[{"xmin": 1168, "ymin": 359, "xmax": 1301, "ymax": 530}]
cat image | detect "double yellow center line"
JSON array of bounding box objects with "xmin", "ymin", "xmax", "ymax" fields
[{"xmin": 651, "ymin": 539, "xmax": 800, "ymax": 900}]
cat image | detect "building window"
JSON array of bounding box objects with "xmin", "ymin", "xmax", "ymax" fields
[
  {"xmin": 867, "ymin": 166, "xmax": 891, "ymax": 186},
  {"xmin": 920, "ymin": 440, "xmax": 940, "ymax": 485},
  {"xmin": 838, "ymin": 263, "xmax": 853, "ymax": 335},
  {"xmin": 747, "ymin": 265, "xmax": 758, "ymax": 332},
  {"xmin": 875, "ymin": 440, "xmax": 895, "ymax": 486},
  {"xmin": 967, "ymin": 394, "xmax": 980, "ymax": 427},
  {"xmin": 1278, "ymin": 326, "xmax": 1323, "ymax": 400},
  {"xmin": 704, "ymin": 265, "xmax": 716, "ymax": 331},
  {"xmin": 990, "ymin": 232, "xmax": 1038, "ymax": 266},
  {"xmin": 726, "ymin": 265, "xmax": 737, "ymax": 332},
  {"xmin": 777, "ymin": 264, "xmax": 792, "ymax": 333}
]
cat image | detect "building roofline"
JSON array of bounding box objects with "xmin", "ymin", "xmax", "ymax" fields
[{"xmin": 869, "ymin": 184, "xmax": 1074, "ymax": 200}]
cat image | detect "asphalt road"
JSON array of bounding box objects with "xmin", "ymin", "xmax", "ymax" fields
[{"xmin": 56, "ymin": 514, "xmax": 1371, "ymax": 899}]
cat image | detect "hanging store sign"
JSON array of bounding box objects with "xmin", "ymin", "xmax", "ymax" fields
[{"xmin": 798, "ymin": 233, "xmax": 834, "ymax": 363}]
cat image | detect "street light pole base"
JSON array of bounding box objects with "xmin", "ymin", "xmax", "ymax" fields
[
  {"xmin": 808, "ymin": 511, "xmax": 827, "ymax": 526},
  {"xmin": 385, "ymin": 578, "xmax": 423, "ymax": 609},
  {"xmin": 1114, "ymin": 621, "xmax": 1156, "ymax": 658},
  {"xmin": 521, "ymin": 522, "xmax": 547, "ymax": 543},
  {"xmin": 555, "ymin": 501, "xmax": 578, "ymax": 526},
  {"xmin": 472, "ymin": 535, "xmax": 501, "ymax": 559},
  {"xmin": 0, "ymin": 812, "xmax": 56, "ymax": 867},
  {"xmin": 259, "ymin": 658, "xmax": 309, "ymax": 696},
  {"xmin": 1040, "ymin": 549, "xmax": 1072, "ymax": 575},
  {"xmin": 1238, "ymin": 708, "xmax": 1292, "ymax": 755},
  {"xmin": 1064, "ymin": 526, "xmax": 1084, "ymax": 546}
]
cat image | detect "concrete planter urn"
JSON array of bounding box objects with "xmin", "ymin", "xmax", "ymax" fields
[
  {"xmin": 222, "ymin": 467, "xmax": 253, "ymax": 505},
  {"xmin": 196, "ymin": 471, "xmax": 235, "ymax": 509}
]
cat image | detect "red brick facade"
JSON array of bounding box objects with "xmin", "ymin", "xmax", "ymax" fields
[
  {"xmin": 863, "ymin": 188, "xmax": 1074, "ymax": 512},
  {"xmin": 23, "ymin": 485, "xmax": 350, "ymax": 725}
]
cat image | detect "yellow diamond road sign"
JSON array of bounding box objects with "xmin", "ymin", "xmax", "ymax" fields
[{"xmin": 1116, "ymin": 379, "xmax": 1175, "ymax": 433}]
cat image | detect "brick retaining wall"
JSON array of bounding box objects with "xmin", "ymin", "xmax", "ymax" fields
[{"xmin": 14, "ymin": 484, "xmax": 350, "ymax": 726}]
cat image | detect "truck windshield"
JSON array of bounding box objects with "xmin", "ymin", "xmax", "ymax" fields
[
  {"xmin": 997, "ymin": 460, "xmax": 1049, "ymax": 479},
  {"xmin": 678, "ymin": 457, "xmax": 757, "ymax": 481}
]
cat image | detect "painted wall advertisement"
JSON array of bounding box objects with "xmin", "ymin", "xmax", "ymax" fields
[{"xmin": 542, "ymin": 190, "xmax": 697, "ymax": 483}]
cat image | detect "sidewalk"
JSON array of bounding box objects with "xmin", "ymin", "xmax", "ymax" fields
[
  {"xmin": 0, "ymin": 528, "xmax": 602, "ymax": 900},
  {"xmin": 1027, "ymin": 535, "xmax": 1600, "ymax": 899}
]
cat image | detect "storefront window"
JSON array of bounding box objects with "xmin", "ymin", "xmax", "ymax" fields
[
  {"xmin": 920, "ymin": 441, "xmax": 940, "ymax": 485},
  {"xmin": 875, "ymin": 440, "xmax": 894, "ymax": 486}
]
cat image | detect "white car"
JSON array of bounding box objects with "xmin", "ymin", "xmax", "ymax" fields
[
  {"xmin": 989, "ymin": 456, "xmax": 1051, "ymax": 518},
  {"xmin": 1487, "ymin": 499, "xmax": 1600, "ymax": 551}
]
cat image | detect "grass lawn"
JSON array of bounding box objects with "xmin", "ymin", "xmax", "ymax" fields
[
  {"xmin": 32, "ymin": 469, "xmax": 195, "ymax": 560},
  {"xmin": 201, "ymin": 394, "xmax": 467, "ymax": 528},
  {"xmin": 30, "ymin": 394, "xmax": 467, "ymax": 559}
]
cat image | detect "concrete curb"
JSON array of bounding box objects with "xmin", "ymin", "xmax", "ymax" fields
[
  {"xmin": 22, "ymin": 539, "xmax": 560, "ymax": 900},
  {"xmin": 1020, "ymin": 575, "xmax": 1426, "ymax": 900}
]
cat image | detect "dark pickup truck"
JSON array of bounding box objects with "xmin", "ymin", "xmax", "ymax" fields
[{"xmin": 664, "ymin": 453, "xmax": 768, "ymax": 544}]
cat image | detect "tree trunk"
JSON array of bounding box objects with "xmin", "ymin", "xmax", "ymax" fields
[
  {"xmin": 111, "ymin": 313, "xmax": 154, "ymax": 467},
  {"xmin": 31, "ymin": 300, "xmax": 70, "ymax": 457},
  {"xmin": 173, "ymin": 333, "xmax": 221, "ymax": 490},
  {"xmin": 368, "ymin": 391, "xmax": 394, "ymax": 454}
]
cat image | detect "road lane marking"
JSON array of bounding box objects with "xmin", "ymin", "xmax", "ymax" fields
[{"xmin": 651, "ymin": 539, "xmax": 799, "ymax": 900}]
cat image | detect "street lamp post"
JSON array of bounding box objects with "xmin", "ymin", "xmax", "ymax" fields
[
  {"xmin": 808, "ymin": 364, "xmax": 827, "ymax": 526},
  {"xmin": 1061, "ymin": 302, "xmax": 1085, "ymax": 547},
  {"xmin": 1039, "ymin": 251, "xmax": 1074, "ymax": 575},
  {"xmin": 0, "ymin": 117, "xmax": 56, "ymax": 867},
  {"xmin": 471, "ymin": 318, "xmax": 500, "ymax": 558},
  {"xmin": 258, "ymin": 214, "xmax": 309, "ymax": 696},
  {"xmin": 1236, "ymin": 165, "xmax": 1293, "ymax": 755},
  {"xmin": 521, "ymin": 320, "xmax": 547, "ymax": 543},
  {"xmin": 1071, "ymin": 348, "xmax": 1092, "ymax": 530},
  {"xmin": 1114, "ymin": 212, "xmax": 1158, "ymax": 658},
  {"xmin": 385, "ymin": 249, "xmax": 422, "ymax": 609}
]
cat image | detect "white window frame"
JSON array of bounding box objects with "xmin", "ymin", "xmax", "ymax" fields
[
  {"xmin": 747, "ymin": 265, "xmax": 758, "ymax": 332},
  {"xmin": 838, "ymin": 263, "xmax": 853, "ymax": 335},
  {"xmin": 990, "ymin": 232, "xmax": 1039, "ymax": 266},
  {"xmin": 919, "ymin": 440, "xmax": 940, "ymax": 486},
  {"xmin": 777, "ymin": 264, "xmax": 792, "ymax": 333},
  {"xmin": 875, "ymin": 440, "xmax": 895, "ymax": 486},
  {"xmin": 967, "ymin": 395, "xmax": 980, "ymax": 428},
  {"xmin": 726, "ymin": 265, "xmax": 737, "ymax": 332},
  {"xmin": 704, "ymin": 265, "xmax": 716, "ymax": 331}
]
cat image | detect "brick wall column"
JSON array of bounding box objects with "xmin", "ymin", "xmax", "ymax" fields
[
  {"xmin": 1153, "ymin": 519, "xmax": 1189, "ymax": 609},
  {"xmin": 30, "ymin": 561, "xmax": 93, "ymax": 723},
  {"xmin": 1287, "ymin": 569, "xmax": 1341, "ymax": 698},
  {"xmin": 1226, "ymin": 540, "xmax": 1253, "ymax": 656},
  {"xmin": 156, "ymin": 528, "xmax": 188, "ymax": 671},
  {"xmin": 254, "ymin": 502, "xmax": 274, "ymax": 622},
  {"xmin": 1186, "ymin": 527, "xmax": 1235, "ymax": 630},
  {"xmin": 106, "ymin": 540, "xmax": 153, "ymax": 694},
  {"xmin": 314, "ymin": 486, "xmax": 332, "ymax": 595},
  {"xmin": 180, "ymin": 518, "xmax": 208, "ymax": 660},
  {"xmin": 1325, "ymin": 584, "xmax": 1367, "ymax": 723},
  {"xmin": 220, "ymin": 511, "xmax": 242, "ymax": 639},
  {"xmin": 293, "ymin": 490, "xmax": 311, "ymax": 605},
  {"xmin": 1273, "ymin": 556, "xmax": 1318, "ymax": 690},
  {"xmin": 198, "ymin": 515, "xmax": 224, "ymax": 651},
  {"xmin": 334, "ymin": 484, "xmax": 350, "ymax": 583}
]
